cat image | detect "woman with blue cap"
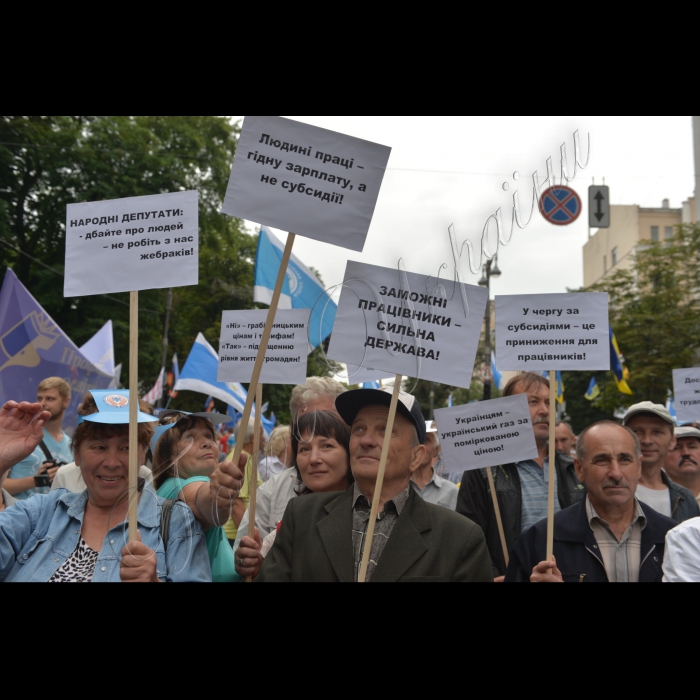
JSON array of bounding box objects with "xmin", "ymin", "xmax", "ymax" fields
[
  {"xmin": 152, "ymin": 410, "xmax": 242, "ymax": 582},
  {"xmin": 0, "ymin": 391, "xmax": 212, "ymax": 582}
]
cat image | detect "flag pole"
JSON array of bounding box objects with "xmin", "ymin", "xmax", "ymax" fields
[
  {"xmin": 246, "ymin": 383, "xmax": 263, "ymax": 583},
  {"xmin": 358, "ymin": 374, "xmax": 403, "ymax": 583},
  {"xmin": 228, "ymin": 233, "xmax": 296, "ymax": 494},
  {"xmin": 128, "ymin": 291, "xmax": 139, "ymax": 543}
]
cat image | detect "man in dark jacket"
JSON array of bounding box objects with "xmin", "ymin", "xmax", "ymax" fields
[
  {"xmin": 505, "ymin": 421, "xmax": 677, "ymax": 583},
  {"xmin": 259, "ymin": 387, "xmax": 493, "ymax": 582},
  {"xmin": 457, "ymin": 373, "xmax": 585, "ymax": 578}
]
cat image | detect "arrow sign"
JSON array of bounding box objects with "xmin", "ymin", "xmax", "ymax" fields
[{"xmin": 589, "ymin": 185, "xmax": 610, "ymax": 228}]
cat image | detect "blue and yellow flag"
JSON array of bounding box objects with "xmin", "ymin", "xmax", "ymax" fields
[
  {"xmin": 609, "ymin": 328, "xmax": 633, "ymax": 395},
  {"xmin": 585, "ymin": 377, "xmax": 601, "ymax": 401},
  {"xmin": 555, "ymin": 371, "xmax": 564, "ymax": 404}
]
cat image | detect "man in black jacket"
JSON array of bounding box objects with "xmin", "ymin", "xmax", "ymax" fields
[
  {"xmin": 505, "ymin": 421, "xmax": 677, "ymax": 583},
  {"xmin": 457, "ymin": 373, "xmax": 585, "ymax": 578}
]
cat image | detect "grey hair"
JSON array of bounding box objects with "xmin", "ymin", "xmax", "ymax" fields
[
  {"xmin": 289, "ymin": 377, "xmax": 347, "ymax": 417},
  {"xmin": 235, "ymin": 418, "xmax": 257, "ymax": 445},
  {"xmin": 556, "ymin": 421, "xmax": 574, "ymax": 434},
  {"xmin": 576, "ymin": 421, "xmax": 641, "ymax": 462}
]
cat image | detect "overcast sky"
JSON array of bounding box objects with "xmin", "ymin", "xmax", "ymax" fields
[{"xmin": 228, "ymin": 116, "xmax": 696, "ymax": 299}]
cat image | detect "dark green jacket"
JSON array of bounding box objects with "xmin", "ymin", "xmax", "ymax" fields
[
  {"xmin": 258, "ymin": 487, "xmax": 493, "ymax": 583},
  {"xmin": 456, "ymin": 454, "xmax": 586, "ymax": 577}
]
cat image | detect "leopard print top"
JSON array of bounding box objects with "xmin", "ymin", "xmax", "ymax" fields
[{"xmin": 48, "ymin": 538, "xmax": 99, "ymax": 583}]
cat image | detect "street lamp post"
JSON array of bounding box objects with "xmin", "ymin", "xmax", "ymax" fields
[{"xmin": 478, "ymin": 256, "xmax": 502, "ymax": 401}]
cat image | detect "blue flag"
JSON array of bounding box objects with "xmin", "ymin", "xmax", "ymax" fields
[
  {"xmin": 0, "ymin": 268, "xmax": 113, "ymax": 430},
  {"xmin": 261, "ymin": 412, "xmax": 277, "ymax": 437},
  {"xmin": 175, "ymin": 333, "xmax": 253, "ymax": 416},
  {"xmin": 491, "ymin": 352, "xmax": 503, "ymax": 391},
  {"xmin": 254, "ymin": 226, "xmax": 337, "ymax": 349}
]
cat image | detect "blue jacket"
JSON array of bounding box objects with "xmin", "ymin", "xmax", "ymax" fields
[
  {"xmin": 0, "ymin": 487, "xmax": 211, "ymax": 583},
  {"xmin": 505, "ymin": 497, "xmax": 676, "ymax": 583}
]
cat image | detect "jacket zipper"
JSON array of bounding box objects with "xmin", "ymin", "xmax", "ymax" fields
[
  {"xmin": 585, "ymin": 546, "xmax": 607, "ymax": 580},
  {"xmin": 579, "ymin": 574, "xmax": 586, "ymax": 583},
  {"xmin": 640, "ymin": 544, "xmax": 656, "ymax": 570}
]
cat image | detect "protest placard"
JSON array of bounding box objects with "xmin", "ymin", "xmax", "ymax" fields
[
  {"xmin": 327, "ymin": 261, "xmax": 488, "ymax": 387},
  {"xmin": 64, "ymin": 191, "xmax": 199, "ymax": 298},
  {"xmin": 495, "ymin": 293, "xmax": 609, "ymax": 565},
  {"xmin": 65, "ymin": 191, "xmax": 199, "ymax": 542},
  {"xmin": 221, "ymin": 116, "xmax": 391, "ymax": 253},
  {"xmin": 345, "ymin": 363, "xmax": 393, "ymax": 386},
  {"xmin": 435, "ymin": 394, "xmax": 538, "ymax": 473},
  {"xmin": 495, "ymin": 293, "xmax": 610, "ymax": 371},
  {"xmin": 217, "ymin": 309, "xmax": 309, "ymax": 386},
  {"xmin": 673, "ymin": 368, "xmax": 700, "ymax": 422}
]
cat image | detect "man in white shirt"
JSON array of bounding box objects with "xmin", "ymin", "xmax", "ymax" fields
[
  {"xmin": 623, "ymin": 402, "xmax": 700, "ymax": 523},
  {"xmin": 411, "ymin": 422, "xmax": 458, "ymax": 510}
]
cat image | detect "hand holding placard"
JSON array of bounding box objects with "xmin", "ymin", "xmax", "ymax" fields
[
  {"xmin": 435, "ymin": 394, "xmax": 538, "ymax": 568},
  {"xmin": 495, "ymin": 293, "xmax": 610, "ymax": 569},
  {"xmin": 65, "ymin": 192, "xmax": 200, "ymax": 543}
]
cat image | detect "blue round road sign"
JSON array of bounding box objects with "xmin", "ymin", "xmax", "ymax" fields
[{"xmin": 539, "ymin": 186, "xmax": 582, "ymax": 226}]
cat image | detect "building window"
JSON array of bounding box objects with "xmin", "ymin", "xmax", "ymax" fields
[
  {"xmin": 665, "ymin": 226, "xmax": 674, "ymax": 240},
  {"xmin": 651, "ymin": 226, "xmax": 659, "ymax": 242},
  {"xmin": 612, "ymin": 247, "xmax": 618, "ymax": 266}
]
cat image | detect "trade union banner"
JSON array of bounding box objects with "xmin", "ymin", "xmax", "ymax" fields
[{"xmin": 0, "ymin": 268, "xmax": 113, "ymax": 432}]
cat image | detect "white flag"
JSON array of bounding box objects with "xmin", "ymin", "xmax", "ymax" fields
[{"xmin": 143, "ymin": 367, "xmax": 165, "ymax": 405}]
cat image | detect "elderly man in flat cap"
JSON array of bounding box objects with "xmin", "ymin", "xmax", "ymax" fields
[
  {"xmin": 665, "ymin": 426, "xmax": 700, "ymax": 510},
  {"xmin": 258, "ymin": 387, "xmax": 492, "ymax": 582}
]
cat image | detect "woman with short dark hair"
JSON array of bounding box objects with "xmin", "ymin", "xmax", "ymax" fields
[{"xmin": 235, "ymin": 411, "xmax": 352, "ymax": 580}]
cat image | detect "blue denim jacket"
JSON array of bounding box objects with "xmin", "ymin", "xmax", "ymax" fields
[{"xmin": 0, "ymin": 486, "xmax": 212, "ymax": 583}]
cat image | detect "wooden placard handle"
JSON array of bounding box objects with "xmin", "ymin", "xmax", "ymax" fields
[
  {"xmin": 546, "ymin": 370, "xmax": 557, "ymax": 564},
  {"xmin": 227, "ymin": 233, "xmax": 296, "ymax": 489},
  {"xmin": 128, "ymin": 291, "xmax": 139, "ymax": 543},
  {"xmin": 358, "ymin": 374, "xmax": 403, "ymax": 583},
  {"xmin": 486, "ymin": 466, "xmax": 509, "ymax": 569},
  {"xmin": 245, "ymin": 383, "xmax": 263, "ymax": 583}
]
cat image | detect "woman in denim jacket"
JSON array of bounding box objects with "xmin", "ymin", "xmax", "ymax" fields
[{"xmin": 0, "ymin": 393, "xmax": 212, "ymax": 583}]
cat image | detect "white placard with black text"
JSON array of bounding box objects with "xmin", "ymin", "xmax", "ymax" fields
[
  {"xmin": 217, "ymin": 309, "xmax": 310, "ymax": 385},
  {"xmin": 496, "ymin": 293, "xmax": 610, "ymax": 371},
  {"xmin": 435, "ymin": 395, "xmax": 538, "ymax": 473},
  {"xmin": 673, "ymin": 368, "xmax": 700, "ymax": 422},
  {"xmin": 345, "ymin": 364, "xmax": 394, "ymax": 386},
  {"xmin": 221, "ymin": 116, "xmax": 391, "ymax": 253},
  {"xmin": 327, "ymin": 260, "xmax": 488, "ymax": 388},
  {"xmin": 65, "ymin": 191, "xmax": 198, "ymax": 297}
]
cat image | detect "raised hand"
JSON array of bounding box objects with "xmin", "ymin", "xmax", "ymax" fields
[{"xmin": 0, "ymin": 401, "xmax": 51, "ymax": 474}]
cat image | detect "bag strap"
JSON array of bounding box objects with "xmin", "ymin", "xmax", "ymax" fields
[
  {"xmin": 160, "ymin": 499, "xmax": 177, "ymax": 553},
  {"xmin": 37, "ymin": 440, "xmax": 54, "ymax": 463}
]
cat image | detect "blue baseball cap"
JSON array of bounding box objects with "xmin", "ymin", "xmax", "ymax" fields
[{"xmin": 78, "ymin": 390, "xmax": 159, "ymax": 425}]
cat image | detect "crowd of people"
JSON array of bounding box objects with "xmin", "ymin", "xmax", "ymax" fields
[{"xmin": 1, "ymin": 372, "xmax": 700, "ymax": 582}]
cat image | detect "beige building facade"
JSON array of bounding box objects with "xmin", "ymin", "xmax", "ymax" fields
[{"xmin": 583, "ymin": 197, "xmax": 696, "ymax": 288}]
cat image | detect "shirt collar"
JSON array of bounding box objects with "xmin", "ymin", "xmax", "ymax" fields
[
  {"xmin": 586, "ymin": 495, "xmax": 647, "ymax": 531},
  {"xmin": 353, "ymin": 483, "xmax": 411, "ymax": 516}
]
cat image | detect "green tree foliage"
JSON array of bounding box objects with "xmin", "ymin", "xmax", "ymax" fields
[
  {"xmin": 0, "ymin": 116, "xmax": 341, "ymax": 420},
  {"xmin": 580, "ymin": 222, "xmax": 700, "ymax": 413}
]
